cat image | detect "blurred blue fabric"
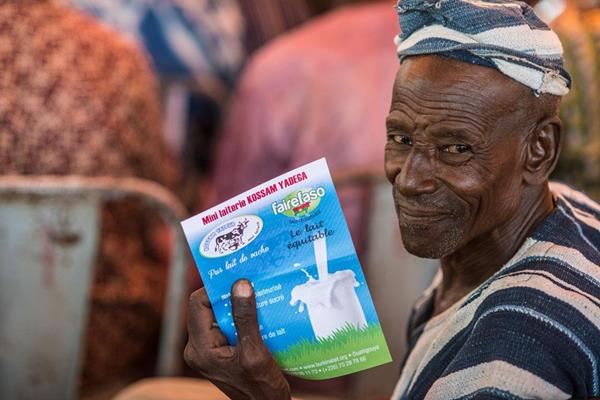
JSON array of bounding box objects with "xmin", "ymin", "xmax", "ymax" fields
[{"xmin": 65, "ymin": 0, "xmax": 245, "ymax": 87}]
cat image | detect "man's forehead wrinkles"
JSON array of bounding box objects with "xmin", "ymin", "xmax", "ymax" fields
[
  {"xmin": 392, "ymin": 107, "xmax": 490, "ymax": 135},
  {"xmin": 391, "ymin": 89, "xmax": 493, "ymax": 133},
  {"xmin": 421, "ymin": 114, "xmax": 488, "ymax": 140},
  {"xmin": 392, "ymin": 85, "xmax": 497, "ymax": 114},
  {"xmin": 387, "ymin": 108, "xmax": 489, "ymax": 142},
  {"xmin": 391, "ymin": 96, "xmax": 495, "ymax": 124}
]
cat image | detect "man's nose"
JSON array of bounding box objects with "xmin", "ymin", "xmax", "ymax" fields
[{"xmin": 395, "ymin": 149, "xmax": 437, "ymax": 197}]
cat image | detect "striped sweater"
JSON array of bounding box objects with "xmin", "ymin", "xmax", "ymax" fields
[{"xmin": 391, "ymin": 183, "xmax": 600, "ymax": 400}]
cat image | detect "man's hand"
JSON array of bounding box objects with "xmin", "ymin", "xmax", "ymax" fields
[{"xmin": 184, "ymin": 279, "xmax": 291, "ymax": 400}]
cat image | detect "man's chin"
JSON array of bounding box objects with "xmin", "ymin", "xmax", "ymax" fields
[
  {"xmin": 399, "ymin": 224, "xmax": 463, "ymax": 259},
  {"xmin": 402, "ymin": 239, "xmax": 449, "ymax": 259}
]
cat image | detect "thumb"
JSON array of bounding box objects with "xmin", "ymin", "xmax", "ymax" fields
[{"xmin": 231, "ymin": 279, "xmax": 263, "ymax": 346}]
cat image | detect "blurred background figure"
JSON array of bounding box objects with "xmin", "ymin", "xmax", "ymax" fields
[
  {"xmin": 63, "ymin": 1, "xmax": 377, "ymax": 211},
  {"xmin": 209, "ymin": 0, "xmax": 397, "ymax": 257},
  {"xmin": 63, "ymin": 0, "xmax": 338, "ymax": 208},
  {"xmin": 63, "ymin": 0, "xmax": 245, "ymax": 90},
  {"xmin": 0, "ymin": 0, "xmax": 181, "ymax": 397},
  {"xmin": 62, "ymin": 0, "xmax": 246, "ymax": 206}
]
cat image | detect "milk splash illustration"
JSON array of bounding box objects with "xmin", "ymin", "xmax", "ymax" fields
[{"xmin": 290, "ymin": 237, "xmax": 367, "ymax": 340}]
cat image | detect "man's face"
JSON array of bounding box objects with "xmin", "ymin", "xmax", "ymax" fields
[{"xmin": 385, "ymin": 55, "xmax": 531, "ymax": 259}]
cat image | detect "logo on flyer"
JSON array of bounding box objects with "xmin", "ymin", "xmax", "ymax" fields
[
  {"xmin": 200, "ymin": 215, "xmax": 263, "ymax": 258},
  {"xmin": 272, "ymin": 187, "xmax": 326, "ymax": 218}
]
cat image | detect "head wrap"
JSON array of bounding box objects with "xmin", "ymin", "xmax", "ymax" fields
[{"xmin": 394, "ymin": 0, "xmax": 571, "ymax": 96}]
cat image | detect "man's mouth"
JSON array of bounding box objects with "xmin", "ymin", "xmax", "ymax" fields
[{"xmin": 395, "ymin": 204, "xmax": 450, "ymax": 223}]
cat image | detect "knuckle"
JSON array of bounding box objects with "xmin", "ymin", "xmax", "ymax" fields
[
  {"xmin": 233, "ymin": 310, "xmax": 252, "ymax": 326},
  {"xmin": 240, "ymin": 354, "xmax": 269, "ymax": 373},
  {"xmin": 188, "ymin": 289, "xmax": 211, "ymax": 315}
]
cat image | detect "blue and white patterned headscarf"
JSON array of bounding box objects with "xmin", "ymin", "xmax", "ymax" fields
[{"xmin": 394, "ymin": 0, "xmax": 571, "ymax": 96}]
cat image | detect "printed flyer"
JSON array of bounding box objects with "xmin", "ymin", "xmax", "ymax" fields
[{"xmin": 181, "ymin": 158, "xmax": 392, "ymax": 379}]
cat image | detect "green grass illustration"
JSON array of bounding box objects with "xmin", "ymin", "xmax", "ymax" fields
[{"xmin": 275, "ymin": 323, "xmax": 391, "ymax": 380}]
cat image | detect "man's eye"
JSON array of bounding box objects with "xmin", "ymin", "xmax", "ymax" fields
[
  {"xmin": 392, "ymin": 135, "xmax": 412, "ymax": 145},
  {"xmin": 442, "ymin": 144, "xmax": 471, "ymax": 154}
]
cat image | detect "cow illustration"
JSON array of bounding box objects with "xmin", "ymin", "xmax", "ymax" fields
[{"xmin": 214, "ymin": 219, "xmax": 249, "ymax": 254}]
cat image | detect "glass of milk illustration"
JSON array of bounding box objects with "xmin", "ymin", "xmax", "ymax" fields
[{"xmin": 290, "ymin": 237, "xmax": 367, "ymax": 340}]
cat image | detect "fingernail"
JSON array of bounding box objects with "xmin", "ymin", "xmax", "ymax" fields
[{"xmin": 233, "ymin": 280, "xmax": 252, "ymax": 298}]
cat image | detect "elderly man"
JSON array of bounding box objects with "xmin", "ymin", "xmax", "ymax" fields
[{"xmin": 184, "ymin": 0, "xmax": 600, "ymax": 399}]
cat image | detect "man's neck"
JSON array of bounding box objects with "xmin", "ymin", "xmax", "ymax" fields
[{"xmin": 432, "ymin": 184, "xmax": 556, "ymax": 316}]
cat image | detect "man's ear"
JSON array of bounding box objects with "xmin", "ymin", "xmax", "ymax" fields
[{"xmin": 523, "ymin": 116, "xmax": 563, "ymax": 185}]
